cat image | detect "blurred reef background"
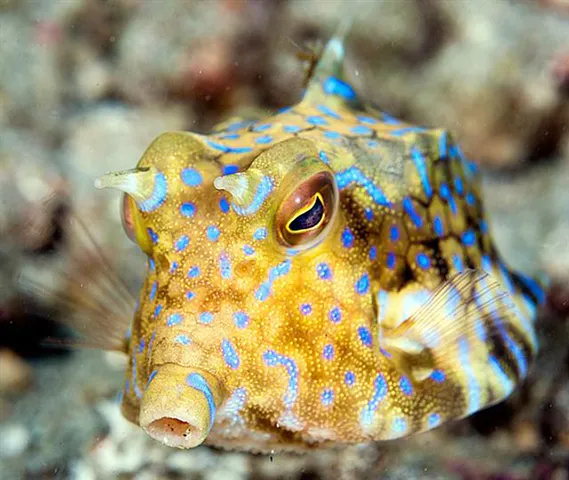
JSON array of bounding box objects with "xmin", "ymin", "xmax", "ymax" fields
[{"xmin": 1, "ymin": 0, "xmax": 568, "ymax": 479}]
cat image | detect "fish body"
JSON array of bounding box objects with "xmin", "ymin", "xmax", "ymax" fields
[{"xmin": 95, "ymin": 33, "xmax": 546, "ymax": 451}]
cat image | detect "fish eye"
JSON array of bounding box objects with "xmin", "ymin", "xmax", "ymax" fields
[
  {"xmin": 121, "ymin": 193, "xmax": 153, "ymax": 255},
  {"xmin": 276, "ymin": 171, "xmax": 338, "ymax": 249}
]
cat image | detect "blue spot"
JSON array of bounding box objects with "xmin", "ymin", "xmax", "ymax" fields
[
  {"xmin": 263, "ymin": 350, "xmax": 299, "ymax": 408},
  {"xmin": 365, "ymin": 208, "xmax": 374, "ymax": 221},
  {"xmin": 167, "ymin": 313, "xmax": 182, "ymax": 327},
  {"xmin": 148, "ymin": 228, "xmax": 158, "ymax": 244},
  {"xmin": 253, "ymin": 123, "xmax": 271, "ymax": 132},
  {"xmin": 242, "ymin": 244, "xmax": 255, "ymax": 256},
  {"xmin": 206, "ymin": 140, "xmax": 252, "ymax": 154},
  {"xmin": 255, "ymin": 284, "xmax": 271, "ymax": 302},
  {"xmin": 322, "ymin": 344, "xmax": 335, "ymax": 360},
  {"xmin": 154, "ymin": 304, "xmax": 163, "ymax": 317},
  {"xmin": 138, "ymin": 172, "xmax": 168, "ymax": 212},
  {"xmin": 219, "ymin": 251, "xmax": 232, "ymax": 279},
  {"xmin": 200, "ymin": 312, "xmax": 214, "ymax": 324},
  {"xmin": 222, "ymin": 339, "xmax": 240, "ymax": 369},
  {"xmin": 322, "ymin": 76, "xmax": 356, "ymax": 100},
  {"xmin": 318, "ymin": 151, "xmax": 329, "ymax": 164},
  {"xmin": 149, "ymin": 282, "xmax": 157, "ymax": 301},
  {"xmin": 175, "ymin": 234, "xmax": 190, "ymax": 252},
  {"xmin": 317, "ymin": 262, "xmax": 332, "ymax": 280},
  {"xmin": 329, "ymin": 306, "xmax": 342, "ymax": 323},
  {"xmin": 391, "ymin": 126, "xmax": 426, "ymax": 136},
  {"xmin": 317, "ymin": 104, "xmax": 341, "ymax": 119},
  {"xmin": 411, "ymin": 148, "xmax": 432, "ymax": 199},
  {"xmin": 358, "ymin": 326, "xmax": 372, "ymax": 347},
  {"xmin": 219, "ymin": 197, "xmax": 230, "ymax": 213},
  {"xmin": 466, "ymin": 192, "xmax": 476, "ymax": 206},
  {"xmin": 431, "ymin": 369, "xmax": 446, "ymax": 383},
  {"xmin": 336, "ymin": 167, "xmax": 391, "ymax": 207},
  {"xmin": 400, "ymin": 376, "xmax": 413, "ymax": 396},
  {"xmin": 180, "ymin": 202, "xmax": 196, "ymax": 217},
  {"xmin": 361, "ymin": 374, "xmax": 388, "ymax": 427},
  {"xmin": 462, "ymin": 229, "xmax": 476, "ymax": 247},
  {"xmin": 438, "ymin": 131, "xmax": 447, "ymax": 158},
  {"xmin": 255, "ymin": 135, "xmax": 273, "ymax": 144},
  {"xmin": 382, "ymin": 113, "xmax": 400, "ymax": 124},
  {"xmin": 187, "ymin": 266, "xmax": 200, "ymax": 278},
  {"xmin": 351, "ymin": 125, "xmax": 372, "ymax": 135},
  {"xmin": 185, "ymin": 291, "xmax": 195, "ymax": 300},
  {"xmin": 452, "ymin": 254, "xmax": 464, "ymax": 272},
  {"xmin": 253, "ymin": 227, "xmax": 267, "ymax": 241},
  {"xmin": 181, "ymin": 168, "xmax": 202, "ymax": 187},
  {"xmin": 300, "ymin": 303, "xmax": 312, "ymax": 315},
  {"xmin": 307, "ymin": 115, "xmax": 328, "ymax": 126},
  {"xmin": 233, "ymin": 311, "xmax": 249, "ymax": 329},
  {"xmin": 324, "ymin": 131, "xmax": 341, "ymax": 139},
  {"xmin": 283, "ymin": 125, "xmax": 302, "ymax": 133},
  {"xmin": 147, "ymin": 370, "xmax": 158, "ymax": 387},
  {"xmin": 433, "ymin": 216, "xmax": 444, "ymax": 236},
  {"xmin": 386, "ymin": 252, "xmax": 396, "ymax": 270},
  {"xmin": 219, "ymin": 133, "xmax": 240, "ymax": 140},
  {"xmin": 355, "ymin": 273, "xmax": 370, "ymax": 295},
  {"xmin": 454, "ymin": 176, "xmax": 464, "ymax": 195},
  {"xmin": 175, "ymin": 334, "xmax": 191, "ymax": 345},
  {"xmin": 206, "ymin": 225, "xmax": 221, "ymax": 242},
  {"xmin": 357, "ymin": 115, "xmax": 378, "ymax": 124},
  {"xmin": 138, "ymin": 338, "xmax": 145, "ymax": 353},
  {"xmin": 222, "ymin": 164, "xmax": 239, "ymax": 175},
  {"xmin": 369, "ymin": 245, "xmax": 378, "ymax": 261},
  {"xmin": 148, "ymin": 258, "xmax": 155, "ymax": 271},
  {"xmin": 440, "ymin": 183, "xmax": 458, "ymax": 215},
  {"xmin": 392, "ymin": 417, "xmax": 408, "ymax": 436},
  {"xmin": 416, "ymin": 252, "xmax": 431, "ymax": 270},
  {"xmin": 342, "ymin": 227, "xmax": 354, "ymax": 248},
  {"xmin": 344, "ymin": 371, "xmax": 355, "ymax": 386},
  {"xmin": 367, "ymin": 140, "xmax": 379, "ymax": 148},
  {"xmin": 403, "ymin": 197, "xmax": 423, "ymax": 227},
  {"xmin": 321, "ymin": 389, "xmax": 334, "ymax": 406},
  {"xmin": 232, "ymin": 176, "xmax": 274, "ymax": 216},
  {"xmin": 428, "ymin": 413, "xmax": 441, "ymax": 428},
  {"xmin": 481, "ymin": 254, "xmax": 493, "ymax": 273},
  {"xmin": 169, "ymin": 261, "xmax": 179, "ymax": 274},
  {"xmin": 389, "ymin": 225, "xmax": 400, "ymax": 242},
  {"xmin": 480, "ymin": 220, "xmax": 488, "ymax": 234},
  {"xmin": 186, "ymin": 373, "xmax": 216, "ymax": 429}
]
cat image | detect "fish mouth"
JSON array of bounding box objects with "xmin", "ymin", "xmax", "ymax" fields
[{"xmin": 144, "ymin": 416, "xmax": 205, "ymax": 449}]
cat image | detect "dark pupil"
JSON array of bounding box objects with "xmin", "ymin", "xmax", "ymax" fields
[{"xmin": 289, "ymin": 195, "xmax": 324, "ymax": 232}]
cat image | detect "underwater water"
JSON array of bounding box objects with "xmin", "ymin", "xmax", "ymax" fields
[{"xmin": 1, "ymin": 1, "xmax": 568, "ymax": 479}]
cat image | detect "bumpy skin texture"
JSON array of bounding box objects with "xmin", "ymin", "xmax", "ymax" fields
[{"xmin": 111, "ymin": 36, "xmax": 546, "ymax": 452}]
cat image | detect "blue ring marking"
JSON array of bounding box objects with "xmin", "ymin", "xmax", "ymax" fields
[
  {"xmin": 132, "ymin": 354, "xmax": 141, "ymax": 399},
  {"xmin": 344, "ymin": 371, "xmax": 356, "ymax": 386},
  {"xmin": 255, "ymin": 259, "xmax": 292, "ymax": 301},
  {"xmin": 154, "ymin": 304, "xmax": 163, "ymax": 318},
  {"xmin": 186, "ymin": 291, "xmax": 195, "ymax": 300},
  {"xmin": 175, "ymin": 234, "xmax": 190, "ymax": 252},
  {"xmin": 242, "ymin": 244, "xmax": 255, "ymax": 256},
  {"xmin": 452, "ymin": 253, "xmax": 464, "ymax": 273},
  {"xmin": 300, "ymin": 303, "xmax": 312, "ymax": 315},
  {"xmin": 433, "ymin": 216, "xmax": 444, "ymax": 236},
  {"xmin": 187, "ymin": 266, "xmax": 200, "ymax": 278},
  {"xmin": 386, "ymin": 252, "xmax": 396, "ymax": 270},
  {"xmin": 149, "ymin": 282, "xmax": 157, "ymax": 301},
  {"xmin": 430, "ymin": 369, "xmax": 446, "ymax": 383},
  {"xmin": 219, "ymin": 197, "xmax": 230, "ymax": 213},
  {"xmin": 336, "ymin": 167, "xmax": 392, "ymax": 207},
  {"xmin": 329, "ymin": 306, "xmax": 342, "ymax": 323},
  {"xmin": 174, "ymin": 334, "xmax": 191, "ymax": 345},
  {"xmin": 360, "ymin": 374, "xmax": 388, "ymax": 428},
  {"xmin": 148, "ymin": 258, "xmax": 155, "ymax": 271},
  {"xmin": 411, "ymin": 148, "xmax": 432, "ymax": 199},
  {"xmin": 390, "ymin": 126, "xmax": 426, "ymax": 136},
  {"xmin": 461, "ymin": 229, "xmax": 476, "ymax": 247},
  {"xmin": 341, "ymin": 227, "xmax": 355, "ymax": 248},
  {"xmin": 167, "ymin": 313, "xmax": 183, "ymax": 327},
  {"xmin": 146, "ymin": 370, "xmax": 158, "ymax": 388},
  {"xmin": 306, "ymin": 115, "xmax": 328, "ymax": 126},
  {"xmin": 148, "ymin": 228, "xmax": 159, "ymax": 244},
  {"xmin": 319, "ymin": 151, "xmax": 329, "ymax": 164},
  {"xmin": 458, "ymin": 337, "xmax": 482, "ymax": 414},
  {"xmin": 219, "ymin": 251, "xmax": 232, "ymax": 279},
  {"xmin": 355, "ymin": 273, "xmax": 370, "ymax": 295},
  {"xmin": 206, "ymin": 139, "xmax": 253, "ymax": 154},
  {"xmin": 233, "ymin": 311, "xmax": 250, "ymax": 329},
  {"xmin": 357, "ymin": 115, "xmax": 378, "ymax": 125},
  {"xmin": 186, "ymin": 373, "xmax": 216, "ymax": 429},
  {"xmin": 138, "ymin": 172, "xmax": 168, "ymax": 212},
  {"xmin": 222, "ymin": 339, "xmax": 240, "ymax": 369},
  {"xmin": 283, "ymin": 125, "xmax": 302, "ymax": 133},
  {"xmin": 317, "ymin": 262, "xmax": 332, "ymax": 280},
  {"xmin": 428, "ymin": 412, "xmax": 441, "ymax": 428},
  {"xmin": 454, "ymin": 176, "xmax": 464, "ymax": 195},
  {"xmin": 400, "ymin": 376, "xmax": 413, "ymax": 396},
  {"xmin": 321, "ymin": 388, "xmax": 334, "ymax": 406},
  {"xmin": 324, "ymin": 131, "xmax": 341, "ymax": 139},
  {"xmin": 322, "ymin": 76, "xmax": 356, "ymax": 100},
  {"xmin": 358, "ymin": 326, "xmax": 373, "ymax": 347},
  {"xmin": 222, "ymin": 164, "xmax": 239, "ymax": 175},
  {"xmin": 369, "ymin": 245, "xmax": 378, "ymax": 261},
  {"xmin": 180, "ymin": 202, "xmax": 196, "ymax": 217},
  {"xmin": 489, "ymin": 355, "xmax": 514, "ymax": 395},
  {"xmin": 263, "ymin": 350, "xmax": 299, "ymax": 408},
  {"xmin": 232, "ymin": 176, "xmax": 274, "ymax": 216},
  {"xmin": 206, "ymin": 225, "xmax": 221, "ymax": 242},
  {"xmin": 255, "ymin": 135, "xmax": 273, "ymax": 144},
  {"xmin": 223, "ymin": 387, "xmax": 247, "ymax": 421},
  {"xmin": 392, "ymin": 417, "xmax": 408, "ymax": 436},
  {"xmin": 389, "ymin": 225, "xmax": 400, "ymax": 242},
  {"xmin": 438, "ymin": 131, "xmax": 448, "ymax": 158},
  {"xmin": 350, "ymin": 125, "xmax": 373, "ymax": 135},
  {"xmin": 200, "ymin": 312, "xmax": 214, "ymax": 324},
  {"xmin": 516, "ymin": 272, "xmax": 546, "ymax": 305},
  {"xmin": 148, "ymin": 330, "xmax": 156, "ymax": 355},
  {"xmin": 416, "ymin": 252, "xmax": 431, "ymax": 270},
  {"xmin": 253, "ymin": 227, "xmax": 267, "ymax": 241},
  {"xmin": 317, "ymin": 104, "xmax": 341, "ymax": 119},
  {"xmin": 402, "ymin": 197, "xmax": 423, "ymax": 227},
  {"xmin": 181, "ymin": 168, "xmax": 203, "ymax": 187},
  {"xmin": 322, "ymin": 344, "xmax": 335, "ymax": 360}
]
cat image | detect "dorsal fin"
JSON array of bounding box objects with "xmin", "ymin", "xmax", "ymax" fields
[{"xmin": 301, "ymin": 19, "xmax": 358, "ymax": 108}]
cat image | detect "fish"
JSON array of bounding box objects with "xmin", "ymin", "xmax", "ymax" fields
[{"xmin": 89, "ymin": 29, "xmax": 547, "ymax": 452}]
